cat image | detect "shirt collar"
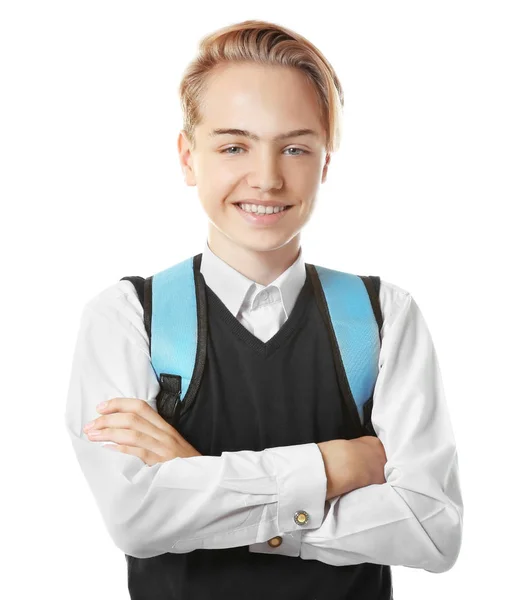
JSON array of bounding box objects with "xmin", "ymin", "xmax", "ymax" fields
[{"xmin": 199, "ymin": 239, "xmax": 306, "ymax": 319}]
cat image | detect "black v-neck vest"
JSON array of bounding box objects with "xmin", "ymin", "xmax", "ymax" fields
[{"xmin": 125, "ymin": 265, "xmax": 392, "ymax": 600}]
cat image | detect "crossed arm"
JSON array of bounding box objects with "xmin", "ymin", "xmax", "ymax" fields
[{"xmin": 64, "ymin": 280, "xmax": 463, "ymax": 571}]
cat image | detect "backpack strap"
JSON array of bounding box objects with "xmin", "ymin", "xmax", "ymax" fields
[
  {"xmin": 358, "ymin": 275, "xmax": 383, "ymax": 437},
  {"xmin": 361, "ymin": 275, "xmax": 383, "ymax": 335},
  {"xmin": 120, "ymin": 255, "xmax": 207, "ymax": 426},
  {"xmin": 119, "ymin": 275, "xmax": 151, "ymax": 352},
  {"xmin": 306, "ymin": 265, "xmax": 383, "ymax": 437}
]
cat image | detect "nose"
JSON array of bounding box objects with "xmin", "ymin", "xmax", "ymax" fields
[{"xmin": 247, "ymin": 152, "xmax": 284, "ymax": 192}]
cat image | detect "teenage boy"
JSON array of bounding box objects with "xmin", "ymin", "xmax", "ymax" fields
[{"xmin": 64, "ymin": 19, "xmax": 463, "ymax": 600}]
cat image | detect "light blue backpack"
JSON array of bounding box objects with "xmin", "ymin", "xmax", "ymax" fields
[{"xmin": 121, "ymin": 253, "xmax": 383, "ymax": 437}]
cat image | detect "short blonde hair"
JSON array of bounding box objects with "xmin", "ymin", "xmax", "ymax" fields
[{"xmin": 179, "ymin": 19, "xmax": 344, "ymax": 153}]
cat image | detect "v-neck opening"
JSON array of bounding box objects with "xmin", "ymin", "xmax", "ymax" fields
[{"xmin": 203, "ymin": 270, "xmax": 313, "ymax": 357}]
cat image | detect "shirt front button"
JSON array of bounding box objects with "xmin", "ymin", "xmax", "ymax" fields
[
  {"xmin": 294, "ymin": 510, "xmax": 310, "ymax": 526},
  {"xmin": 267, "ymin": 536, "xmax": 283, "ymax": 548}
]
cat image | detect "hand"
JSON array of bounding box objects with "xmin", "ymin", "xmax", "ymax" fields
[
  {"xmin": 83, "ymin": 397, "xmax": 202, "ymax": 465},
  {"xmin": 317, "ymin": 436, "xmax": 387, "ymax": 500}
]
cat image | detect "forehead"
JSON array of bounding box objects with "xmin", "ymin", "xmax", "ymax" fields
[{"xmin": 198, "ymin": 62, "xmax": 323, "ymax": 132}]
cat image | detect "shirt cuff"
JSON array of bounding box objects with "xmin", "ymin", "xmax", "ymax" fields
[
  {"xmin": 264, "ymin": 442, "xmax": 327, "ymax": 533},
  {"xmin": 249, "ymin": 530, "xmax": 303, "ymax": 557}
]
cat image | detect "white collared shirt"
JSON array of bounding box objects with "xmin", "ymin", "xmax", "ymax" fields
[
  {"xmin": 199, "ymin": 240, "xmax": 307, "ymax": 343},
  {"xmin": 63, "ymin": 240, "xmax": 463, "ymax": 571}
]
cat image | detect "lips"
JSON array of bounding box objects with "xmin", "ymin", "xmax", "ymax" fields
[
  {"xmin": 234, "ymin": 202, "xmax": 292, "ymax": 224},
  {"xmin": 238, "ymin": 202, "xmax": 292, "ymax": 214}
]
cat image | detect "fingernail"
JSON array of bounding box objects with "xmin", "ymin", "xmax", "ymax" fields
[
  {"xmin": 84, "ymin": 421, "xmax": 95, "ymax": 431},
  {"xmin": 97, "ymin": 401, "xmax": 108, "ymax": 411}
]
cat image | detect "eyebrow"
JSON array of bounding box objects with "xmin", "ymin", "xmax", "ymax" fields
[{"xmin": 208, "ymin": 128, "xmax": 320, "ymax": 141}]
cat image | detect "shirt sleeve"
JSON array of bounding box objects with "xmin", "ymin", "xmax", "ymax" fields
[
  {"xmin": 299, "ymin": 288, "xmax": 464, "ymax": 574},
  {"xmin": 63, "ymin": 281, "xmax": 327, "ymax": 559}
]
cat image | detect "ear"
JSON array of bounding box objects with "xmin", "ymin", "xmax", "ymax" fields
[
  {"xmin": 321, "ymin": 152, "xmax": 331, "ymax": 184},
  {"xmin": 178, "ymin": 130, "xmax": 197, "ymax": 187}
]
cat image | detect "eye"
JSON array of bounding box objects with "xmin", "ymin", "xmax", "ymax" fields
[
  {"xmin": 285, "ymin": 147, "xmax": 308, "ymax": 156},
  {"xmin": 221, "ymin": 145, "xmax": 245, "ymax": 155}
]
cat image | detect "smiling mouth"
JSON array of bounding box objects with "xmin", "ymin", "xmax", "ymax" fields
[{"xmin": 234, "ymin": 203, "xmax": 292, "ymax": 214}]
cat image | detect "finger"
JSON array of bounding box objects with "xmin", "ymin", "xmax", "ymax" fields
[
  {"xmin": 97, "ymin": 397, "xmax": 176, "ymax": 436},
  {"xmin": 87, "ymin": 411, "xmax": 169, "ymax": 444},
  {"xmin": 87, "ymin": 426, "xmax": 167, "ymax": 457},
  {"xmin": 103, "ymin": 443, "xmax": 162, "ymax": 466}
]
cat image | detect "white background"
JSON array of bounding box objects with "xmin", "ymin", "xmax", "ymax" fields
[{"xmin": 1, "ymin": 1, "xmax": 524, "ymax": 598}]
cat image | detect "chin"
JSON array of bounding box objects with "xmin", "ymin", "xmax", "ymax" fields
[{"xmin": 235, "ymin": 232, "xmax": 297, "ymax": 253}]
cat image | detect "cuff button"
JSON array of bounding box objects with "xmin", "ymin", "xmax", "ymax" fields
[
  {"xmin": 294, "ymin": 510, "xmax": 309, "ymax": 526},
  {"xmin": 267, "ymin": 536, "xmax": 283, "ymax": 548}
]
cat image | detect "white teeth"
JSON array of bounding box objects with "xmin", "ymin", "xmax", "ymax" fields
[{"xmin": 240, "ymin": 203, "xmax": 286, "ymax": 214}]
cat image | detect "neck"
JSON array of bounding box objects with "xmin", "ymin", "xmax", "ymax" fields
[{"xmin": 207, "ymin": 226, "xmax": 301, "ymax": 286}]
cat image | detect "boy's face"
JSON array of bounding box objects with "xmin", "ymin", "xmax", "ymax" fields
[{"xmin": 178, "ymin": 62, "xmax": 331, "ymax": 254}]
